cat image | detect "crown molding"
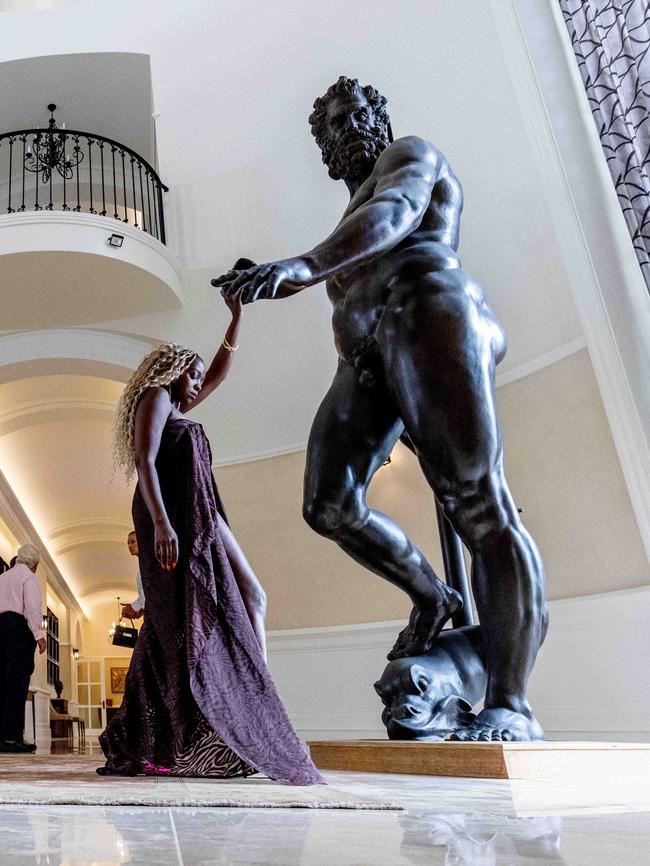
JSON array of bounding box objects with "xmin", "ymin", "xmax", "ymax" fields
[
  {"xmin": 495, "ymin": 336, "xmax": 586, "ymax": 388},
  {"xmin": 49, "ymin": 516, "xmax": 132, "ymax": 538},
  {"xmin": 80, "ymin": 584, "xmax": 139, "ymax": 608},
  {"xmin": 0, "ymin": 328, "xmax": 155, "ymax": 380},
  {"xmin": 0, "ymin": 467, "xmax": 86, "ymax": 620},
  {"xmin": 48, "ymin": 517, "xmax": 133, "ymax": 556},
  {"xmin": 0, "ymin": 396, "xmax": 115, "ymax": 436}
]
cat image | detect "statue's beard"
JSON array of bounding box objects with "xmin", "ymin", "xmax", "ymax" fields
[{"xmin": 324, "ymin": 127, "xmax": 388, "ymax": 181}]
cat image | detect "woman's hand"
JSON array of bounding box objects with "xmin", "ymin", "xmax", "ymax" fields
[
  {"xmin": 154, "ymin": 521, "xmax": 178, "ymax": 571},
  {"xmin": 221, "ymin": 288, "xmax": 242, "ymax": 319},
  {"xmin": 213, "ymin": 258, "xmax": 313, "ymax": 304}
]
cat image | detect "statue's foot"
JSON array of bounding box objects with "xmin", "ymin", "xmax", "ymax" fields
[
  {"xmin": 448, "ymin": 707, "xmax": 544, "ymax": 742},
  {"xmin": 387, "ymin": 588, "xmax": 463, "ymax": 660}
]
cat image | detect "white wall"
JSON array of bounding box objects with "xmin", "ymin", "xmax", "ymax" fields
[
  {"xmin": 267, "ymin": 588, "xmax": 650, "ymax": 742},
  {"xmin": 507, "ymin": 0, "xmax": 650, "ymax": 561}
]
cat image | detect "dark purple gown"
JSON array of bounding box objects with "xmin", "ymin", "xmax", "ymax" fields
[{"xmin": 99, "ymin": 416, "xmax": 324, "ymax": 785}]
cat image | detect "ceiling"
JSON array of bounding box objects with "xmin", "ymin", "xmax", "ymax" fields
[
  {"xmin": 0, "ymin": 374, "xmax": 135, "ymax": 604},
  {"xmin": 0, "ymin": 248, "xmax": 181, "ymax": 330},
  {"xmin": 0, "ymin": 51, "xmax": 154, "ymax": 163}
]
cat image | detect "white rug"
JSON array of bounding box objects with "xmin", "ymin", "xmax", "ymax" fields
[{"xmin": 0, "ymin": 756, "xmax": 399, "ymax": 810}]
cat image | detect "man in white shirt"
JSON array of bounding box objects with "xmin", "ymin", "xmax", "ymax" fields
[
  {"xmin": 121, "ymin": 531, "xmax": 144, "ymax": 621},
  {"xmin": 0, "ymin": 544, "xmax": 46, "ymax": 752}
]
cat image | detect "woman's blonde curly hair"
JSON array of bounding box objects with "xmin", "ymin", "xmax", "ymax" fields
[{"xmin": 113, "ymin": 342, "xmax": 197, "ymax": 480}]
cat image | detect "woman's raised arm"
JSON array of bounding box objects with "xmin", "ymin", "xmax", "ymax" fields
[{"xmin": 188, "ymin": 291, "xmax": 243, "ymax": 411}]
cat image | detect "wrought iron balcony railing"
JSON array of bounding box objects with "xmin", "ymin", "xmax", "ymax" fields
[{"xmin": 0, "ymin": 124, "xmax": 168, "ymax": 244}]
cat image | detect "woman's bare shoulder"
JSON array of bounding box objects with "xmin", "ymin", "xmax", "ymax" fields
[{"xmin": 136, "ymin": 386, "xmax": 172, "ymax": 418}]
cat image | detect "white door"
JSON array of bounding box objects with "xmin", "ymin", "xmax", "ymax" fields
[{"xmin": 77, "ymin": 657, "xmax": 106, "ymax": 735}]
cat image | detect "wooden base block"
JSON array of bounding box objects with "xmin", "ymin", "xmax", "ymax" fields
[{"xmin": 308, "ymin": 740, "xmax": 650, "ymax": 780}]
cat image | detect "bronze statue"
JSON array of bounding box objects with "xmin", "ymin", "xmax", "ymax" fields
[{"xmin": 214, "ymin": 77, "xmax": 548, "ymax": 741}]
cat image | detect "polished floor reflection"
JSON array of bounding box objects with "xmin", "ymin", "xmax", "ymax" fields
[{"xmin": 0, "ymin": 760, "xmax": 649, "ymax": 865}]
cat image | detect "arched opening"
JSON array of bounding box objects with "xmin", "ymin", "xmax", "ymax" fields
[{"xmin": 0, "ymin": 328, "xmax": 150, "ymax": 679}]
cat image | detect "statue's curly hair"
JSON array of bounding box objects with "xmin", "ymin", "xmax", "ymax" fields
[
  {"xmin": 113, "ymin": 342, "xmax": 197, "ymax": 480},
  {"xmin": 309, "ymin": 76, "xmax": 390, "ymax": 170}
]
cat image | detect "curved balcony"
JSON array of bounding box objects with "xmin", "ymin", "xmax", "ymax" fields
[{"xmin": 0, "ymin": 105, "xmax": 182, "ymax": 329}]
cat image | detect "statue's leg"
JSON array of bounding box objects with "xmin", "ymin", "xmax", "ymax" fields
[
  {"xmin": 303, "ymin": 360, "xmax": 462, "ymax": 639},
  {"xmin": 379, "ymin": 270, "xmax": 548, "ymax": 741}
]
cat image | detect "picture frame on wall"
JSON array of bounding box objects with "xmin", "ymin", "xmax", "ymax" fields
[{"xmin": 110, "ymin": 667, "xmax": 129, "ymax": 694}]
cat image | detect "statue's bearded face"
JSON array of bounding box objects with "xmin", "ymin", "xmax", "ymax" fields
[{"xmin": 320, "ymin": 94, "xmax": 389, "ymax": 182}]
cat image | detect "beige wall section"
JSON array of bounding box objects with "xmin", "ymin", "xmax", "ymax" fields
[
  {"xmin": 81, "ymin": 600, "xmax": 136, "ymax": 660},
  {"xmin": 498, "ymin": 349, "xmax": 648, "ymax": 599},
  {"xmin": 217, "ymin": 444, "xmax": 423, "ymax": 631},
  {"xmin": 217, "ymin": 349, "xmax": 648, "ymax": 630}
]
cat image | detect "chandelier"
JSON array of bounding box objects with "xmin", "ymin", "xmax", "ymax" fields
[
  {"xmin": 24, "ymin": 103, "xmax": 84, "ymax": 184},
  {"xmin": 107, "ymin": 596, "xmax": 121, "ymax": 643}
]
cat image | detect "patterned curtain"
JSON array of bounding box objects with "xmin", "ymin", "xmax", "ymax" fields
[{"xmin": 559, "ymin": 0, "xmax": 650, "ymax": 293}]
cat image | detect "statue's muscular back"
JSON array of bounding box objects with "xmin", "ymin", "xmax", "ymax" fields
[{"xmin": 327, "ymin": 136, "xmax": 502, "ymax": 363}]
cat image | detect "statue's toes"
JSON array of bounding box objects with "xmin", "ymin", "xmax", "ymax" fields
[
  {"xmin": 464, "ymin": 730, "xmax": 480, "ymax": 741},
  {"xmin": 386, "ymin": 648, "xmax": 408, "ymax": 662},
  {"xmin": 394, "ymin": 627, "xmax": 411, "ymax": 646},
  {"xmin": 387, "ymin": 624, "xmax": 419, "ymax": 660},
  {"xmin": 386, "ymin": 645, "xmax": 407, "ymax": 661},
  {"xmin": 386, "ymin": 633, "xmax": 408, "ymax": 660},
  {"xmin": 449, "ymin": 722, "xmax": 521, "ymax": 742}
]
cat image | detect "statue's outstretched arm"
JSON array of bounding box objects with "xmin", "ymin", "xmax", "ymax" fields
[
  {"xmin": 213, "ymin": 136, "xmax": 440, "ymax": 304},
  {"xmin": 303, "ymin": 136, "xmax": 440, "ymax": 281}
]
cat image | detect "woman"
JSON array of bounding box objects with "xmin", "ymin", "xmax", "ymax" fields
[{"xmin": 98, "ymin": 283, "xmax": 323, "ymax": 785}]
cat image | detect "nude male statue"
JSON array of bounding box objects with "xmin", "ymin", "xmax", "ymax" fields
[{"xmin": 214, "ymin": 77, "xmax": 548, "ymax": 740}]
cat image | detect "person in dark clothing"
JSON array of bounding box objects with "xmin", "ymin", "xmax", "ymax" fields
[{"xmin": 0, "ymin": 544, "xmax": 46, "ymax": 752}]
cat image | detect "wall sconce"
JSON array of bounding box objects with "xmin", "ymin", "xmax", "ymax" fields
[
  {"xmin": 72, "ymin": 648, "xmax": 80, "ymax": 660},
  {"xmin": 41, "ymin": 614, "xmax": 48, "ymax": 631},
  {"xmin": 108, "ymin": 233, "xmax": 124, "ymax": 248}
]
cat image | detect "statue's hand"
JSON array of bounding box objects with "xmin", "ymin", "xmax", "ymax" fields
[{"xmin": 211, "ymin": 258, "xmax": 312, "ymax": 304}]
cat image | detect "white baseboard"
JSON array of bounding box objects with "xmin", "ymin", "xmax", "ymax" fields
[
  {"xmin": 267, "ymin": 587, "xmax": 650, "ymax": 742},
  {"xmin": 28, "ymin": 687, "xmax": 52, "ymax": 748}
]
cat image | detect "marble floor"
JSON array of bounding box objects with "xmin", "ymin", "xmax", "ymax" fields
[{"xmin": 0, "ymin": 746, "xmax": 649, "ymax": 865}]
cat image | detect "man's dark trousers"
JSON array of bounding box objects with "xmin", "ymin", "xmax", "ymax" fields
[{"xmin": 0, "ymin": 611, "xmax": 36, "ymax": 741}]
